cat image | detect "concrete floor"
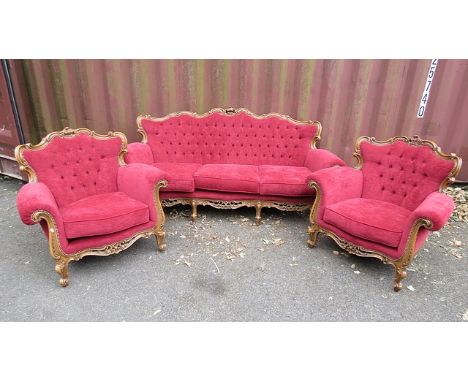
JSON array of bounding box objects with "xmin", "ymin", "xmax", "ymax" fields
[{"xmin": 0, "ymin": 175, "xmax": 467, "ymax": 321}]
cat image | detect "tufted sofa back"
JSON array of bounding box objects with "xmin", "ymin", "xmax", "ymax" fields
[
  {"xmin": 359, "ymin": 139, "xmax": 458, "ymax": 210},
  {"xmin": 138, "ymin": 109, "xmax": 320, "ymax": 166},
  {"xmin": 20, "ymin": 131, "xmax": 124, "ymax": 207}
]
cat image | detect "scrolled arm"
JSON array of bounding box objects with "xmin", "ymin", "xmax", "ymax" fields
[
  {"xmin": 17, "ymin": 182, "xmax": 62, "ymax": 226},
  {"xmin": 118, "ymin": 163, "xmax": 168, "ymax": 221},
  {"xmin": 308, "ymin": 166, "xmax": 363, "ymax": 209},
  {"xmin": 125, "ymin": 142, "xmax": 154, "ymax": 164},
  {"xmin": 408, "ymin": 192, "xmax": 455, "ymax": 231},
  {"xmin": 304, "ymin": 149, "xmax": 345, "ymax": 173}
]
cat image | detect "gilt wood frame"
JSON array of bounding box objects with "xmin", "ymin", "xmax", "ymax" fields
[
  {"xmin": 15, "ymin": 127, "xmax": 168, "ymax": 287},
  {"xmin": 308, "ymin": 135, "xmax": 462, "ymax": 291},
  {"xmin": 137, "ymin": 107, "xmax": 320, "ymax": 221}
]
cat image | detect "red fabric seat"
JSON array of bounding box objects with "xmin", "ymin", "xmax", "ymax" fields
[
  {"xmin": 323, "ymin": 198, "xmax": 411, "ymax": 247},
  {"xmin": 194, "ymin": 164, "xmax": 259, "ymax": 194},
  {"xmin": 153, "ymin": 162, "xmax": 202, "ymax": 192},
  {"xmin": 61, "ymin": 192, "xmax": 150, "ymax": 239},
  {"xmin": 259, "ymin": 165, "xmax": 314, "ymax": 197}
]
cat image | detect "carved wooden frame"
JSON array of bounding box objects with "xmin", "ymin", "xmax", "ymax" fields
[
  {"xmin": 308, "ymin": 135, "xmax": 462, "ymax": 291},
  {"xmin": 15, "ymin": 127, "xmax": 168, "ymax": 287},
  {"xmin": 137, "ymin": 107, "xmax": 319, "ymax": 221},
  {"xmin": 162, "ymin": 198, "xmax": 310, "ymax": 224}
]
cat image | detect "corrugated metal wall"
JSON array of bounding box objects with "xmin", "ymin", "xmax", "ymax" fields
[{"xmin": 8, "ymin": 59, "xmax": 468, "ymax": 180}]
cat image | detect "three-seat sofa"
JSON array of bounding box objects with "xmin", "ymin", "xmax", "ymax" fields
[{"xmin": 125, "ymin": 107, "xmax": 345, "ymax": 222}]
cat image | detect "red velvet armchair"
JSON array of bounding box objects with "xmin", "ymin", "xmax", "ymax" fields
[
  {"xmin": 15, "ymin": 127, "xmax": 168, "ymax": 287},
  {"xmin": 307, "ymin": 136, "xmax": 462, "ymax": 291}
]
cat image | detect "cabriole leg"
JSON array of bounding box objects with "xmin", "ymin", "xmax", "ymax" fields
[
  {"xmin": 393, "ymin": 264, "xmax": 407, "ymax": 292},
  {"xmin": 55, "ymin": 257, "xmax": 70, "ymax": 287},
  {"xmin": 255, "ymin": 202, "xmax": 262, "ymax": 225},
  {"xmin": 156, "ymin": 230, "xmax": 167, "ymax": 251},
  {"xmin": 191, "ymin": 200, "xmax": 198, "ymax": 221},
  {"xmin": 307, "ymin": 224, "xmax": 320, "ymax": 248}
]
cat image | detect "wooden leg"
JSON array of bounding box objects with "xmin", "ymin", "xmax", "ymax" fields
[
  {"xmin": 156, "ymin": 230, "xmax": 167, "ymax": 251},
  {"xmin": 55, "ymin": 257, "xmax": 70, "ymax": 287},
  {"xmin": 191, "ymin": 200, "xmax": 198, "ymax": 221},
  {"xmin": 393, "ymin": 265, "xmax": 407, "ymax": 292},
  {"xmin": 307, "ymin": 224, "xmax": 320, "ymax": 248},
  {"xmin": 255, "ymin": 202, "xmax": 262, "ymax": 225}
]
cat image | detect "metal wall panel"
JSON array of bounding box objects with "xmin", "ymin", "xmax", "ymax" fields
[
  {"xmin": 0, "ymin": 61, "xmax": 24, "ymax": 178},
  {"xmin": 6, "ymin": 59, "xmax": 468, "ymax": 180}
]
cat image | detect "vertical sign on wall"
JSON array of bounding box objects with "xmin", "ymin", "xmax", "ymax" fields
[{"xmin": 417, "ymin": 59, "xmax": 438, "ymax": 118}]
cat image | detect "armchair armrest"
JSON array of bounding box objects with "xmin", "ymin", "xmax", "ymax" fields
[
  {"xmin": 17, "ymin": 182, "xmax": 62, "ymax": 226},
  {"xmin": 17, "ymin": 182, "xmax": 69, "ymax": 249},
  {"xmin": 308, "ymin": 166, "xmax": 363, "ymax": 209},
  {"xmin": 304, "ymin": 149, "xmax": 345, "ymax": 173},
  {"xmin": 117, "ymin": 163, "xmax": 168, "ymax": 221},
  {"xmin": 409, "ymin": 192, "xmax": 455, "ymax": 231},
  {"xmin": 125, "ymin": 142, "xmax": 154, "ymax": 164}
]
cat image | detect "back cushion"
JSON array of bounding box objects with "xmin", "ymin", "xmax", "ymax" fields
[
  {"xmin": 360, "ymin": 140, "xmax": 455, "ymax": 210},
  {"xmin": 140, "ymin": 111, "xmax": 318, "ymax": 166},
  {"xmin": 23, "ymin": 133, "xmax": 122, "ymax": 207}
]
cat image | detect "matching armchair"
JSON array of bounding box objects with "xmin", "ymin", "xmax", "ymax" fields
[
  {"xmin": 15, "ymin": 127, "xmax": 168, "ymax": 287},
  {"xmin": 307, "ymin": 136, "xmax": 462, "ymax": 291}
]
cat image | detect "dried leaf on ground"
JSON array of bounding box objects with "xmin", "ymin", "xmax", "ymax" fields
[
  {"xmin": 463, "ymin": 309, "xmax": 468, "ymax": 321},
  {"xmin": 272, "ymin": 238, "xmax": 285, "ymax": 246},
  {"xmin": 445, "ymin": 187, "xmax": 468, "ymax": 222}
]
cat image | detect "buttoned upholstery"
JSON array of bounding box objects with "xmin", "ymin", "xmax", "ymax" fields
[
  {"xmin": 140, "ymin": 111, "xmax": 317, "ymax": 166},
  {"xmin": 360, "ymin": 141, "xmax": 455, "ymax": 210},
  {"xmin": 23, "ymin": 133, "xmax": 121, "ymax": 207}
]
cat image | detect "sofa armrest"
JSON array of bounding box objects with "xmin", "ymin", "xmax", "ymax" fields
[
  {"xmin": 17, "ymin": 182, "xmax": 63, "ymax": 226},
  {"xmin": 125, "ymin": 142, "xmax": 154, "ymax": 164},
  {"xmin": 117, "ymin": 163, "xmax": 168, "ymax": 221},
  {"xmin": 308, "ymin": 166, "xmax": 363, "ymax": 210},
  {"xmin": 409, "ymin": 192, "xmax": 455, "ymax": 231},
  {"xmin": 304, "ymin": 149, "xmax": 345, "ymax": 173}
]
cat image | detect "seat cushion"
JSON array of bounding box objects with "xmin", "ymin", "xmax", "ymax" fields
[
  {"xmin": 61, "ymin": 192, "xmax": 150, "ymax": 239},
  {"xmin": 259, "ymin": 165, "xmax": 314, "ymax": 197},
  {"xmin": 153, "ymin": 162, "xmax": 202, "ymax": 192},
  {"xmin": 194, "ymin": 164, "xmax": 259, "ymax": 194},
  {"xmin": 323, "ymin": 198, "xmax": 412, "ymax": 247}
]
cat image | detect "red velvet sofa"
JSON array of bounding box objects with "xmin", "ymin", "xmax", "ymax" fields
[
  {"xmin": 15, "ymin": 127, "xmax": 168, "ymax": 287},
  {"xmin": 126, "ymin": 108, "xmax": 345, "ymax": 222},
  {"xmin": 308, "ymin": 136, "xmax": 462, "ymax": 291}
]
